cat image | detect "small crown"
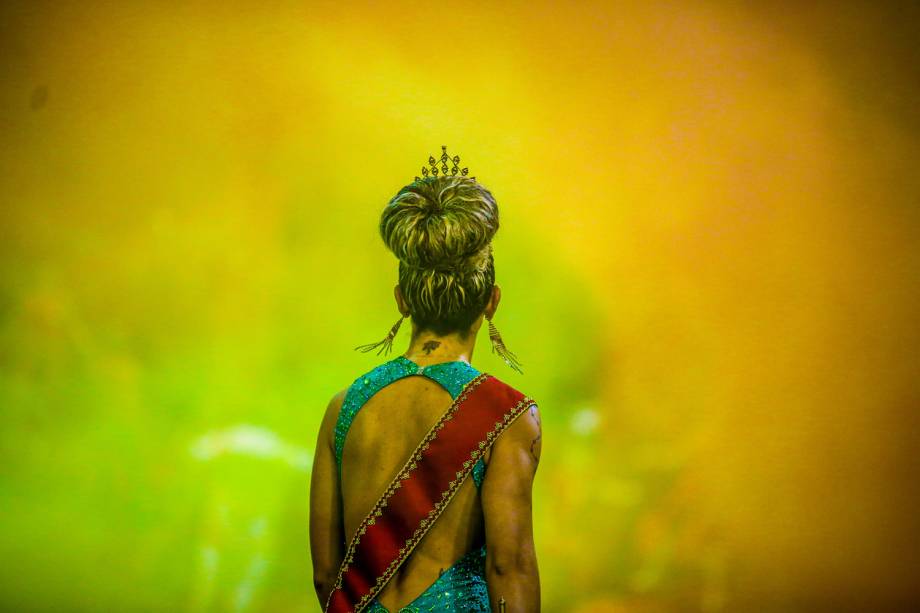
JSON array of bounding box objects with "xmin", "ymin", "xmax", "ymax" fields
[{"xmin": 414, "ymin": 145, "xmax": 475, "ymax": 182}]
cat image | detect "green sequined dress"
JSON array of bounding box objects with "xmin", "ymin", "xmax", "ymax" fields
[{"xmin": 334, "ymin": 356, "xmax": 491, "ymax": 612}]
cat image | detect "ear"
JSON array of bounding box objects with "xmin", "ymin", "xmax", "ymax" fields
[
  {"xmin": 483, "ymin": 285, "xmax": 502, "ymax": 320},
  {"xmin": 394, "ymin": 284, "xmax": 410, "ymax": 317}
]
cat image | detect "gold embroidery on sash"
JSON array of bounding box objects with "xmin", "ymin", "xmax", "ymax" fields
[{"xmin": 324, "ymin": 373, "xmax": 534, "ymax": 613}]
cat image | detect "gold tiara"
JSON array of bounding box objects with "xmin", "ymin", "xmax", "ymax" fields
[{"xmin": 414, "ymin": 145, "xmax": 476, "ymax": 182}]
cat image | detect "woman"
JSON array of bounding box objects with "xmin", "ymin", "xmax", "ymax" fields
[{"xmin": 310, "ymin": 148, "xmax": 542, "ymax": 613}]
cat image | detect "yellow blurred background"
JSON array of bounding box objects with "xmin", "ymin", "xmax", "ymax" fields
[{"xmin": 1, "ymin": 1, "xmax": 918, "ymax": 611}]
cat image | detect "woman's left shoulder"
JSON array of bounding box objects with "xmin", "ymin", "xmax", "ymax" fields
[{"xmin": 481, "ymin": 373, "xmax": 537, "ymax": 409}]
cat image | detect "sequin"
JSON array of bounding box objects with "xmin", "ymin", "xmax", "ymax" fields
[
  {"xmin": 334, "ymin": 356, "xmax": 488, "ymax": 489},
  {"xmin": 334, "ymin": 356, "xmax": 492, "ymax": 610},
  {"xmin": 365, "ymin": 545, "xmax": 490, "ymax": 612}
]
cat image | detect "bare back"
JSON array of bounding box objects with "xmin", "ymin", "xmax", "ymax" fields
[{"xmin": 341, "ymin": 375, "xmax": 491, "ymax": 610}]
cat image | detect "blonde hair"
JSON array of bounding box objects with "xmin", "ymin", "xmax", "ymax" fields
[{"xmin": 379, "ymin": 175, "xmax": 499, "ymax": 336}]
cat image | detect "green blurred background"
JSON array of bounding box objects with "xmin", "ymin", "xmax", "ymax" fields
[{"xmin": 1, "ymin": 1, "xmax": 919, "ymax": 611}]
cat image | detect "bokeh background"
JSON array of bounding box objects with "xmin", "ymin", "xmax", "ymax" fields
[{"xmin": 2, "ymin": 1, "xmax": 919, "ymax": 611}]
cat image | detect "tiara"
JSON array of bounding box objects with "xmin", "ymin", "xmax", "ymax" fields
[{"xmin": 414, "ymin": 145, "xmax": 476, "ymax": 182}]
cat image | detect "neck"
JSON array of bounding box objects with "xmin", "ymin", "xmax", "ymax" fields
[{"xmin": 403, "ymin": 324, "xmax": 479, "ymax": 365}]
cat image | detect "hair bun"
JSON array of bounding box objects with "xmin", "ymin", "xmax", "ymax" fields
[{"xmin": 380, "ymin": 176, "xmax": 499, "ymax": 274}]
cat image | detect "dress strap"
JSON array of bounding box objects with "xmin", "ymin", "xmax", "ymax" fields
[
  {"xmin": 334, "ymin": 359, "xmax": 414, "ymax": 474},
  {"xmin": 325, "ymin": 374, "xmax": 533, "ymax": 613},
  {"xmin": 333, "ymin": 357, "xmax": 481, "ymax": 475}
]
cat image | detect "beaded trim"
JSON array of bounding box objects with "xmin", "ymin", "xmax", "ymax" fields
[{"xmin": 324, "ymin": 373, "xmax": 534, "ymax": 613}]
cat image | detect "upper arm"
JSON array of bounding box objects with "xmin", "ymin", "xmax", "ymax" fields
[
  {"xmin": 481, "ymin": 402, "xmax": 542, "ymax": 573},
  {"xmin": 309, "ymin": 388, "xmax": 348, "ymax": 583}
]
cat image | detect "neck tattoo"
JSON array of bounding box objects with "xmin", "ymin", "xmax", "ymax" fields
[{"xmin": 422, "ymin": 340, "xmax": 441, "ymax": 355}]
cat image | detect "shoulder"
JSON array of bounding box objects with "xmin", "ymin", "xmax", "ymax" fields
[
  {"xmin": 323, "ymin": 359, "xmax": 405, "ymax": 436},
  {"xmin": 481, "ymin": 375, "xmax": 541, "ymax": 457},
  {"xmin": 346, "ymin": 358, "xmax": 412, "ymax": 396},
  {"xmin": 319, "ymin": 387, "xmax": 348, "ymax": 436},
  {"xmin": 328, "ymin": 387, "xmax": 348, "ymax": 413},
  {"xmin": 334, "ymin": 360, "xmax": 395, "ymax": 415},
  {"xmin": 505, "ymin": 398, "xmax": 541, "ymax": 448},
  {"xmin": 480, "ymin": 374, "xmax": 537, "ymax": 415}
]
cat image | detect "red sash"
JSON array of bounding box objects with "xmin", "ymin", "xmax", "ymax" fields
[{"xmin": 324, "ymin": 373, "xmax": 532, "ymax": 613}]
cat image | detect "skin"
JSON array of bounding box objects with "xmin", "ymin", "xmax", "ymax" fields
[{"xmin": 309, "ymin": 285, "xmax": 542, "ymax": 612}]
